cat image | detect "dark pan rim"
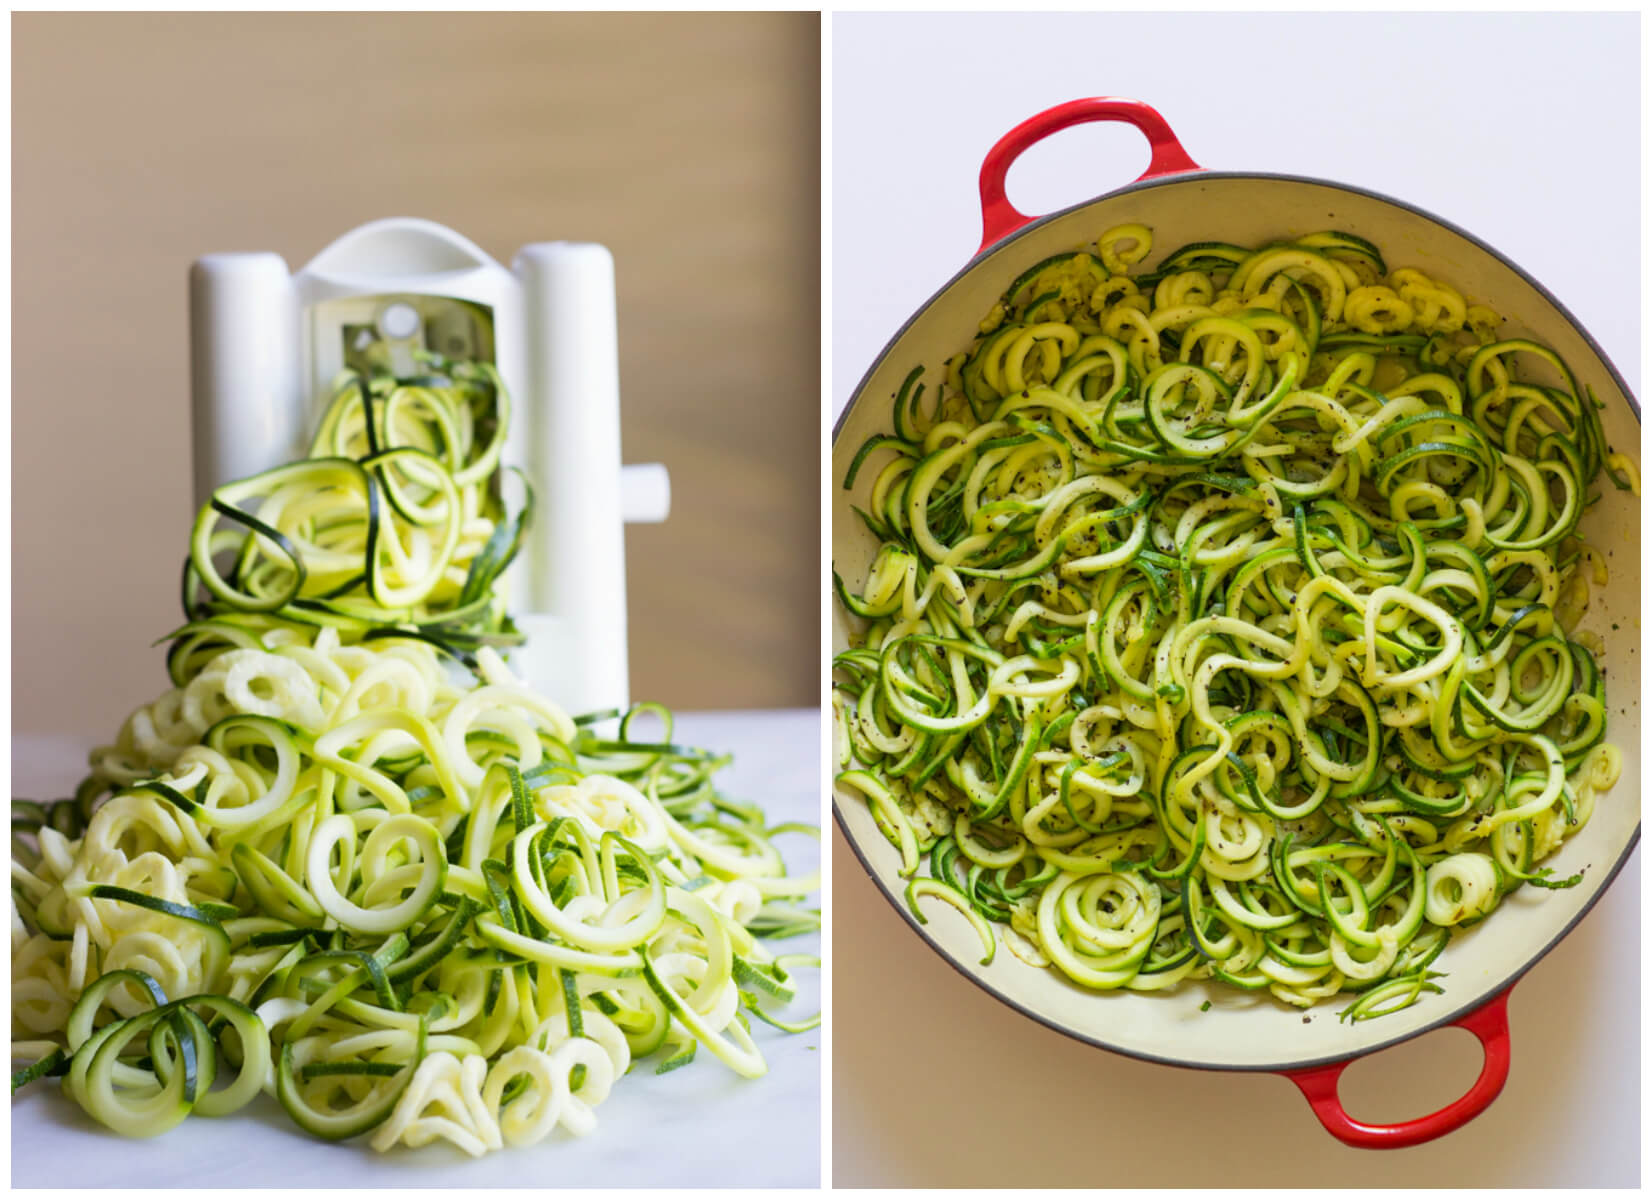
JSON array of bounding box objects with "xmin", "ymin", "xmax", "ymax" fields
[{"xmin": 830, "ymin": 167, "xmax": 1643, "ymax": 1074}]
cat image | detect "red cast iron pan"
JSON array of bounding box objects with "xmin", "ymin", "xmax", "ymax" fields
[{"xmin": 831, "ymin": 97, "xmax": 1641, "ymax": 1149}]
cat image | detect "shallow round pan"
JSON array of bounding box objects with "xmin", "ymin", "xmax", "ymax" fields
[{"xmin": 831, "ymin": 97, "xmax": 1641, "ymax": 1148}]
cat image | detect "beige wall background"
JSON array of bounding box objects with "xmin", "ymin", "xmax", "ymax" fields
[{"xmin": 13, "ymin": 12, "xmax": 820, "ymax": 738}]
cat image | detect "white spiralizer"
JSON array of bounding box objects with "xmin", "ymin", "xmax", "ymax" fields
[{"xmin": 187, "ymin": 217, "xmax": 669, "ymax": 717}]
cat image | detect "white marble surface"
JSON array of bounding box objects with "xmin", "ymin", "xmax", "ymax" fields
[
  {"xmin": 831, "ymin": 11, "xmax": 1639, "ymax": 1187},
  {"xmin": 12, "ymin": 709, "xmax": 821, "ymax": 1189}
]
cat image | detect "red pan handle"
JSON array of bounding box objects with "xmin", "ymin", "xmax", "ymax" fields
[
  {"xmin": 977, "ymin": 97, "xmax": 1203, "ymax": 253},
  {"xmin": 1281, "ymin": 984, "xmax": 1514, "ymax": 1149}
]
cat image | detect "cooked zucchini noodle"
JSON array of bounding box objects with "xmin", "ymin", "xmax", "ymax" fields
[
  {"xmin": 13, "ymin": 360, "xmax": 819, "ymax": 1153},
  {"xmin": 833, "ymin": 225, "xmax": 1632, "ymax": 1020}
]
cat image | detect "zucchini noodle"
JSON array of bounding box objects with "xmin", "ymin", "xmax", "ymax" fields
[
  {"xmin": 833, "ymin": 225, "xmax": 1632, "ymax": 1020},
  {"xmin": 182, "ymin": 357, "xmax": 525, "ymax": 670},
  {"xmin": 13, "ymin": 358, "xmax": 820, "ymax": 1153}
]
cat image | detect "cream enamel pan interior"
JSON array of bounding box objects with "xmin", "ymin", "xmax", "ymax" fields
[{"xmin": 831, "ymin": 171, "xmax": 1641, "ymax": 1073}]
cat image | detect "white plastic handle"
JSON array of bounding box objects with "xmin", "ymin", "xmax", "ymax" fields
[
  {"xmin": 622, "ymin": 463, "xmax": 671, "ymax": 523},
  {"xmin": 512, "ymin": 241, "xmax": 631, "ymax": 716},
  {"xmin": 188, "ymin": 252, "xmax": 303, "ymax": 510}
]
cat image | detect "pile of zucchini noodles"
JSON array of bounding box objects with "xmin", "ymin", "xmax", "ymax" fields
[
  {"xmin": 834, "ymin": 224, "xmax": 1634, "ymax": 1021},
  {"xmin": 12, "ymin": 357, "xmax": 819, "ymax": 1152}
]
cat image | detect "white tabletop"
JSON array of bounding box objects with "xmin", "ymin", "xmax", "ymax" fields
[
  {"xmin": 12, "ymin": 709, "xmax": 821, "ymax": 1189},
  {"xmin": 830, "ymin": 10, "xmax": 1639, "ymax": 1187}
]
